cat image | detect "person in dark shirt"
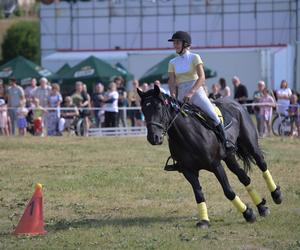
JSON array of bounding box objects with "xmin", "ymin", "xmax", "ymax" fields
[
  {"xmin": 71, "ymin": 81, "xmax": 90, "ymax": 136},
  {"xmin": 208, "ymin": 83, "xmax": 222, "ymax": 100},
  {"xmin": 59, "ymin": 96, "xmax": 79, "ymax": 134},
  {"xmin": 232, "ymin": 76, "xmax": 248, "ymax": 104}
]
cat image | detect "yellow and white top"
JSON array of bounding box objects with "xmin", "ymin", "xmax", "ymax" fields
[{"xmin": 168, "ymin": 51, "xmax": 203, "ymax": 85}]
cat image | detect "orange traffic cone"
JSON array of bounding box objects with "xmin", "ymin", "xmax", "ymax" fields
[{"xmin": 13, "ymin": 183, "xmax": 47, "ymax": 235}]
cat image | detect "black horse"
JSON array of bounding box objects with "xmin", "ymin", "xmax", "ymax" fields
[{"xmin": 138, "ymin": 85, "xmax": 282, "ymax": 228}]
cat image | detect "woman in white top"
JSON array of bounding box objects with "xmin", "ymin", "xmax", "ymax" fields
[
  {"xmin": 219, "ymin": 78, "xmax": 231, "ymax": 97},
  {"xmin": 103, "ymin": 82, "xmax": 119, "ymax": 127},
  {"xmin": 276, "ymin": 80, "xmax": 292, "ymax": 115},
  {"xmin": 167, "ymin": 31, "xmax": 232, "ymax": 153}
]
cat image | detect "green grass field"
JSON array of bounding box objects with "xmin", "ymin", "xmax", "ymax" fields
[{"xmin": 0, "ymin": 136, "xmax": 299, "ymax": 250}]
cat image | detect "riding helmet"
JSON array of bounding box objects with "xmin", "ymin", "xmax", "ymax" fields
[{"xmin": 168, "ymin": 31, "xmax": 191, "ymax": 46}]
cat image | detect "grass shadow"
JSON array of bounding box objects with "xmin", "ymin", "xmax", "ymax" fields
[{"xmin": 46, "ymin": 215, "xmax": 189, "ymax": 231}]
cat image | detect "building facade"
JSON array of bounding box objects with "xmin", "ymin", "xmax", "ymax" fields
[
  {"xmin": 40, "ymin": 0, "xmax": 300, "ymax": 55},
  {"xmin": 40, "ymin": 0, "xmax": 300, "ymax": 92}
]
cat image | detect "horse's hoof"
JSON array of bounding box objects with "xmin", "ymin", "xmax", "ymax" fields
[
  {"xmin": 271, "ymin": 186, "xmax": 282, "ymax": 204},
  {"xmin": 257, "ymin": 199, "xmax": 270, "ymax": 217},
  {"xmin": 196, "ymin": 220, "xmax": 210, "ymax": 229},
  {"xmin": 243, "ymin": 206, "xmax": 256, "ymax": 223}
]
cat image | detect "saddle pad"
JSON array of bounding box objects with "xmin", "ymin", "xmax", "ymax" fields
[
  {"xmin": 213, "ymin": 104, "xmax": 224, "ymax": 125},
  {"xmin": 214, "ymin": 103, "xmax": 233, "ymax": 129},
  {"xmin": 184, "ymin": 102, "xmax": 232, "ymax": 130}
]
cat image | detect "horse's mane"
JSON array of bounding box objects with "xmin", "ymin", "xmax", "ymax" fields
[{"xmin": 140, "ymin": 89, "xmax": 178, "ymax": 107}]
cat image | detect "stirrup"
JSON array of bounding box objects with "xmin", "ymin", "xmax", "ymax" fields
[{"xmin": 164, "ymin": 156, "xmax": 183, "ymax": 172}]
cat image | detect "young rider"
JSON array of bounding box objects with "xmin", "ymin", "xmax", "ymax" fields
[{"xmin": 167, "ymin": 31, "xmax": 232, "ymax": 154}]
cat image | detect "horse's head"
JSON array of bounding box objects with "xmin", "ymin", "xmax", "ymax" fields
[{"xmin": 138, "ymin": 85, "xmax": 168, "ymax": 145}]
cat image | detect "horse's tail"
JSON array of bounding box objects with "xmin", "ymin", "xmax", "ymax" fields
[{"xmin": 235, "ymin": 138, "xmax": 256, "ymax": 173}]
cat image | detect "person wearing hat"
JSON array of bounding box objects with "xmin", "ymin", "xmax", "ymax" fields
[
  {"xmin": 167, "ymin": 31, "xmax": 232, "ymax": 154},
  {"xmin": 7, "ymin": 77, "xmax": 25, "ymax": 135}
]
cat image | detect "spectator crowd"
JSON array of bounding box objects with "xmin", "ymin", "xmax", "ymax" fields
[{"xmin": 0, "ymin": 75, "xmax": 299, "ymax": 138}]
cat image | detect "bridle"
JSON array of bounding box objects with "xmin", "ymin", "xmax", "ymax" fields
[{"xmin": 144, "ymin": 95, "xmax": 185, "ymax": 137}]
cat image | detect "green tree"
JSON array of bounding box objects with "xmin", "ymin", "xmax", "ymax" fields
[{"xmin": 1, "ymin": 21, "xmax": 39, "ymax": 64}]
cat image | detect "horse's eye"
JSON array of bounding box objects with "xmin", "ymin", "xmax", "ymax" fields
[{"xmin": 157, "ymin": 104, "xmax": 162, "ymax": 111}]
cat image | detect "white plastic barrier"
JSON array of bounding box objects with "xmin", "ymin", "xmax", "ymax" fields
[{"xmin": 88, "ymin": 126, "xmax": 147, "ymax": 137}]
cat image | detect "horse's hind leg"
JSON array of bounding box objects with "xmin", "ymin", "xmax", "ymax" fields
[
  {"xmin": 238, "ymin": 111, "xmax": 283, "ymax": 204},
  {"xmin": 213, "ymin": 162, "xmax": 256, "ymax": 223},
  {"xmin": 182, "ymin": 170, "xmax": 210, "ymax": 228},
  {"xmin": 246, "ymin": 139, "xmax": 282, "ymax": 204},
  {"xmin": 224, "ymin": 155, "xmax": 270, "ymax": 217}
]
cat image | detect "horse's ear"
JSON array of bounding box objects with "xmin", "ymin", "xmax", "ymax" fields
[
  {"xmin": 137, "ymin": 87, "xmax": 143, "ymax": 98},
  {"xmin": 154, "ymin": 84, "xmax": 160, "ymax": 96}
]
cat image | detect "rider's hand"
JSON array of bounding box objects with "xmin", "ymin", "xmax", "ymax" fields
[{"xmin": 183, "ymin": 89, "xmax": 195, "ymax": 103}]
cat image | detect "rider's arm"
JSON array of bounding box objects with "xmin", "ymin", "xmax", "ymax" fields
[
  {"xmin": 184, "ymin": 63, "xmax": 205, "ymax": 102},
  {"xmin": 168, "ymin": 62, "xmax": 177, "ymax": 98},
  {"xmin": 168, "ymin": 72, "xmax": 176, "ymax": 98},
  {"xmin": 190, "ymin": 63, "xmax": 205, "ymax": 94}
]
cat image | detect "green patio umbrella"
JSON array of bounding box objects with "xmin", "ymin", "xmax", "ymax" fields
[
  {"xmin": 56, "ymin": 63, "xmax": 71, "ymax": 77},
  {"xmin": 115, "ymin": 62, "xmax": 134, "ymax": 82},
  {"xmin": 62, "ymin": 56, "xmax": 127, "ymax": 93},
  {"xmin": 139, "ymin": 54, "xmax": 217, "ymax": 84},
  {"xmin": 0, "ymin": 56, "xmax": 59, "ymax": 85}
]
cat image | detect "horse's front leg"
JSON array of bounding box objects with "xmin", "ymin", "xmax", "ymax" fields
[
  {"xmin": 212, "ymin": 162, "xmax": 256, "ymax": 223},
  {"xmin": 182, "ymin": 169, "xmax": 210, "ymax": 229},
  {"xmin": 224, "ymin": 155, "xmax": 270, "ymax": 217}
]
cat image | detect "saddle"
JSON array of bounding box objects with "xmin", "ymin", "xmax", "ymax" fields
[{"xmin": 180, "ymin": 102, "xmax": 233, "ymax": 130}]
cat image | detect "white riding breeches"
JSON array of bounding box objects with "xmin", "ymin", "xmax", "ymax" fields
[{"xmin": 177, "ymin": 81, "xmax": 221, "ymax": 126}]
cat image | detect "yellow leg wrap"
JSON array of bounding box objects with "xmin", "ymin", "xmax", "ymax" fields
[
  {"xmin": 262, "ymin": 170, "xmax": 276, "ymax": 192},
  {"xmin": 197, "ymin": 202, "xmax": 209, "ymax": 221},
  {"xmin": 246, "ymin": 184, "xmax": 262, "ymax": 206},
  {"xmin": 231, "ymin": 196, "xmax": 247, "ymax": 213}
]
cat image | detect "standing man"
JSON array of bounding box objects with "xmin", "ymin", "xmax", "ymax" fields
[
  {"xmin": 253, "ymin": 80, "xmax": 265, "ymax": 137},
  {"xmin": 7, "ymin": 77, "xmax": 25, "ymax": 135},
  {"xmin": 24, "ymin": 78, "xmax": 38, "ymax": 106},
  {"xmin": 232, "ymin": 76, "xmax": 248, "ymax": 104},
  {"xmin": 34, "ymin": 77, "xmax": 51, "ymax": 135},
  {"xmin": 25, "ymin": 78, "xmax": 38, "ymax": 100}
]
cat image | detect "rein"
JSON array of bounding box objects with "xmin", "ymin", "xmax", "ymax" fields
[
  {"xmin": 162, "ymin": 103, "xmax": 186, "ymax": 135},
  {"xmin": 146, "ymin": 96, "xmax": 186, "ymax": 136}
]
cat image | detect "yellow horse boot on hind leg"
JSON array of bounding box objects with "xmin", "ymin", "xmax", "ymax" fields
[
  {"xmin": 246, "ymin": 184, "xmax": 270, "ymax": 217},
  {"xmin": 196, "ymin": 202, "xmax": 210, "ymax": 228},
  {"xmin": 262, "ymin": 170, "xmax": 282, "ymax": 204},
  {"xmin": 231, "ymin": 196, "xmax": 256, "ymax": 223}
]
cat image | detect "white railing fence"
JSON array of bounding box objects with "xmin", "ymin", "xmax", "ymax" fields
[{"xmin": 3, "ymin": 102, "xmax": 298, "ymax": 137}]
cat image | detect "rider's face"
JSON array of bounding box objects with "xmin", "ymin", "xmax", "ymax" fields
[{"xmin": 173, "ymin": 40, "xmax": 184, "ymax": 53}]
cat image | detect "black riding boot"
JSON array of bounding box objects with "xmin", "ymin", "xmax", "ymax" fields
[{"xmin": 215, "ymin": 123, "xmax": 235, "ymax": 154}]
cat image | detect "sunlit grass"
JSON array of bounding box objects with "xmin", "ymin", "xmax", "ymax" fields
[{"xmin": 0, "ymin": 136, "xmax": 299, "ymax": 250}]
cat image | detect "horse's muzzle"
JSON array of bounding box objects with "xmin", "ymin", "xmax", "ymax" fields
[{"xmin": 147, "ymin": 133, "xmax": 164, "ymax": 145}]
